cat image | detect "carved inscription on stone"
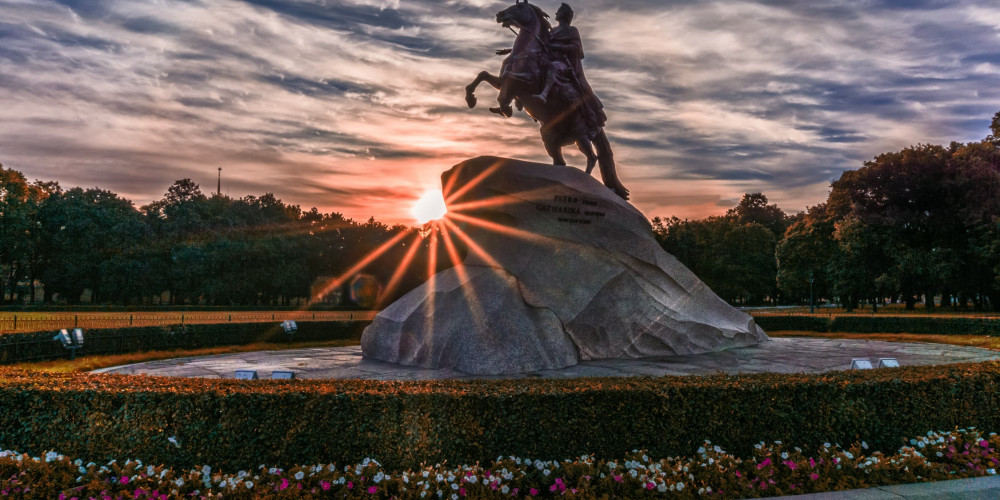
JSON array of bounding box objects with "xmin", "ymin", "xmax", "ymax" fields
[{"xmin": 536, "ymin": 194, "xmax": 606, "ymax": 224}]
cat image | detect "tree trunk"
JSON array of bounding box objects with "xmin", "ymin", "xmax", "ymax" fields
[
  {"xmin": 924, "ymin": 292, "xmax": 935, "ymax": 310},
  {"xmin": 872, "ymin": 296, "xmax": 878, "ymax": 313}
]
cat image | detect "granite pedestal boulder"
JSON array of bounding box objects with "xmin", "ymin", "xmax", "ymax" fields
[{"xmin": 361, "ymin": 156, "xmax": 768, "ymax": 374}]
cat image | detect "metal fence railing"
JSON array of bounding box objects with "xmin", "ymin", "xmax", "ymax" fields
[{"xmin": 0, "ymin": 311, "xmax": 379, "ymax": 334}]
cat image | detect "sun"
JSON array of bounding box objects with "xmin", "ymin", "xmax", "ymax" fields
[{"xmin": 411, "ymin": 189, "xmax": 447, "ymax": 224}]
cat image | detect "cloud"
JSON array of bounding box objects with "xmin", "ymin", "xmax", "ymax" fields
[{"xmin": 0, "ymin": 0, "xmax": 998, "ymax": 224}]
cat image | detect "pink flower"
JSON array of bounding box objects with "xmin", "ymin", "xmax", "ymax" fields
[
  {"xmin": 348, "ymin": 481, "xmax": 354, "ymax": 489},
  {"xmin": 735, "ymin": 470, "xmax": 742, "ymax": 478},
  {"xmin": 784, "ymin": 460, "xmax": 798, "ymax": 470},
  {"xmin": 810, "ymin": 473, "xmax": 819, "ymax": 481},
  {"xmin": 120, "ymin": 476, "xmax": 129, "ymax": 485},
  {"xmin": 550, "ymin": 484, "xmax": 558, "ymax": 492},
  {"xmin": 809, "ymin": 458, "xmax": 817, "ymax": 468},
  {"xmin": 757, "ymin": 458, "xmax": 772, "ymax": 469},
  {"xmin": 490, "ymin": 481, "xmax": 498, "ymax": 491},
  {"xmin": 614, "ymin": 474, "xmax": 623, "ymax": 483},
  {"xmin": 646, "ymin": 482, "xmax": 655, "ymax": 490},
  {"xmin": 280, "ymin": 478, "xmax": 289, "ymax": 490},
  {"xmin": 459, "ymin": 487, "xmax": 467, "ymax": 496},
  {"xmin": 981, "ymin": 440, "xmax": 990, "ymax": 448},
  {"xmin": 368, "ymin": 486, "xmax": 378, "ymax": 494},
  {"xmin": 529, "ymin": 487, "xmax": 539, "ymax": 496},
  {"xmin": 321, "ymin": 481, "xmax": 331, "ymax": 491}
]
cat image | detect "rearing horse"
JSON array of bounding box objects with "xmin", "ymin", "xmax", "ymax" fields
[{"xmin": 464, "ymin": 0, "xmax": 629, "ymax": 200}]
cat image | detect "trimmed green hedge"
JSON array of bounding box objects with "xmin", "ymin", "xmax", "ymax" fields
[
  {"xmin": 753, "ymin": 314, "xmax": 1000, "ymax": 335},
  {"xmin": 0, "ymin": 321, "xmax": 368, "ymax": 364},
  {"xmin": 1, "ymin": 362, "xmax": 999, "ymax": 471}
]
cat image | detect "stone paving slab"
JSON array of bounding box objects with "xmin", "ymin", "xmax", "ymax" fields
[{"xmin": 94, "ymin": 337, "xmax": 1000, "ymax": 380}]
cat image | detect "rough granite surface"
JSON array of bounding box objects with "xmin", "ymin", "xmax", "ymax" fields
[{"xmin": 361, "ymin": 156, "xmax": 768, "ymax": 374}]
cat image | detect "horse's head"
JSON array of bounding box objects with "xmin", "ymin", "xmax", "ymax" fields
[{"xmin": 496, "ymin": 0, "xmax": 549, "ymax": 32}]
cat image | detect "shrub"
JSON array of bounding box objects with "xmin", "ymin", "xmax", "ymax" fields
[
  {"xmin": 751, "ymin": 315, "xmax": 1000, "ymax": 335},
  {"xmin": 1, "ymin": 362, "xmax": 999, "ymax": 471},
  {"xmin": 1, "ymin": 429, "xmax": 999, "ymax": 499},
  {"xmin": 753, "ymin": 315, "xmax": 830, "ymax": 332},
  {"xmin": 0, "ymin": 321, "xmax": 368, "ymax": 364}
]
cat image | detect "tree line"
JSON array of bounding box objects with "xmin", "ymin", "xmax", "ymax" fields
[
  {"xmin": 654, "ymin": 112, "xmax": 1000, "ymax": 311},
  {"xmin": 2, "ymin": 113, "xmax": 997, "ymax": 309},
  {"xmin": 0, "ymin": 173, "xmax": 452, "ymax": 306}
]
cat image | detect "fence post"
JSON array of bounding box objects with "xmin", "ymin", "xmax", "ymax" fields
[
  {"xmin": 75, "ymin": 315, "xmax": 78, "ymax": 327},
  {"xmin": 12, "ymin": 315, "xmax": 15, "ymax": 330},
  {"xmin": 181, "ymin": 314, "xmax": 184, "ymax": 325},
  {"xmin": 130, "ymin": 314, "xmax": 133, "ymax": 326}
]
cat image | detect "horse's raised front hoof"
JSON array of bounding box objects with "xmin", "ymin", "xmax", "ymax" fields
[
  {"xmin": 465, "ymin": 94, "xmax": 477, "ymax": 108},
  {"xmin": 489, "ymin": 105, "xmax": 512, "ymax": 117}
]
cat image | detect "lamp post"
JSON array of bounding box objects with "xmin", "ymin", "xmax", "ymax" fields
[{"xmin": 809, "ymin": 271, "xmax": 815, "ymax": 314}]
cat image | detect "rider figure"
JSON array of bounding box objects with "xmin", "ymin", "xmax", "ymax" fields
[{"xmin": 534, "ymin": 3, "xmax": 606, "ymax": 128}]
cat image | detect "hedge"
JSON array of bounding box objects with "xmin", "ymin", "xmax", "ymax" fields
[
  {"xmin": 753, "ymin": 314, "xmax": 1000, "ymax": 335},
  {"xmin": 0, "ymin": 321, "xmax": 369, "ymax": 365},
  {"xmin": 1, "ymin": 361, "xmax": 999, "ymax": 472}
]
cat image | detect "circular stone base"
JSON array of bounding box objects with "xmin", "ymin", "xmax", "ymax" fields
[{"xmin": 94, "ymin": 338, "xmax": 1000, "ymax": 380}]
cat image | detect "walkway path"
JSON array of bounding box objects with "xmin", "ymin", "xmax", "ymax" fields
[{"xmin": 95, "ymin": 337, "xmax": 1000, "ymax": 379}]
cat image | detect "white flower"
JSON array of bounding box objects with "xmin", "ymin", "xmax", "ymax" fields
[
  {"xmin": 657, "ymin": 482, "xmax": 667, "ymax": 492},
  {"xmin": 781, "ymin": 452, "xmax": 789, "ymax": 459},
  {"xmin": 45, "ymin": 451, "xmax": 59, "ymax": 462},
  {"xmin": 451, "ymin": 483, "xmax": 459, "ymax": 490},
  {"xmin": 988, "ymin": 469, "xmax": 997, "ymax": 475},
  {"xmin": 167, "ymin": 436, "xmax": 180, "ymax": 448},
  {"xmin": 436, "ymin": 474, "xmax": 444, "ymax": 482},
  {"xmin": 543, "ymin": 469, "xmax": 551, "ymax": 476},
  {"xmin": 295, "ymin": 471, "xmax": 305, "ymax": 481},
  {"xmin": 451, "ymin": 494, "xmax": 458, "ymax": 500},
  {"xmin": 629, "ymin": 469, "xmax": 638, "ymax": 478},
  {"xmin": 175, "ymin": 478, "xmax": 185, "ymax": 487},
  {"xmin": 677, "ymin": 482, "xmax": 685, "ymax": 491},
  {"xmin": 245, "ymin": 480, "xmax": 254, "ymax": 489},
  {"xmin": 147, "ymin": 465, "xmax": 155, "ymax": 477},
  {"xmin": 421, "ymin": 492, "xmax": 427, "ymax": 498},
  {"xmin": 404, "ymin": 475, "xmax": 410, "ymax": 484},
  {"xmin": 423, "ymin": 471, "xmax": 430, "ymax": 478},
  {"xmin": 862, "ymin": 441, "xmax": 869, "ymax": 450},
  {"xmin": 501, "ymin": 485, "xmax": 510, "ymax": 494}
]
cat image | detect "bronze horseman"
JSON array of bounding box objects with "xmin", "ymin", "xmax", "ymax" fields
[{"xmin": 465, "ymin": 1, "xmax": 629, "ymax": 200}]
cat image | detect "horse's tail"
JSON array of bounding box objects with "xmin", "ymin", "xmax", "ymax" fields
[{"xmin": 593, "ymin": 129, "xmax": 629, "ymax": 200}]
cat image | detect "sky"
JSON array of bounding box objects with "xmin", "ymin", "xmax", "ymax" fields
[{"xmin": 1, "ymin": 0, "xmax": 999, "ymax": 225}]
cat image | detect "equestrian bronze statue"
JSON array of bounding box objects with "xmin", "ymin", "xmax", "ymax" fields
[{"xmin": 465, "ymin": 1, "xmax": 629, "ymax": 200}]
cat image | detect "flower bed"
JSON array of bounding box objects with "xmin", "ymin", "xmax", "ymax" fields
[
  {"xmin": 1, "ymin": 429, "xmax": 997, "ymax": 499},
  {"xmin": 2, "ymin": 362, "xmax": 1000, "ymax": 471}
]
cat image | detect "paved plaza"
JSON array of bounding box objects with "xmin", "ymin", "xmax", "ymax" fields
[{"xmin": 95, "ymin": 337, "xmax": 1000, "ymax": 380}]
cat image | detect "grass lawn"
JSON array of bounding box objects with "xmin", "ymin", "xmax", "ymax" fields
[{"xmin": 0, "ymin": 310, "xmax": 377, "ymax": 333}]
